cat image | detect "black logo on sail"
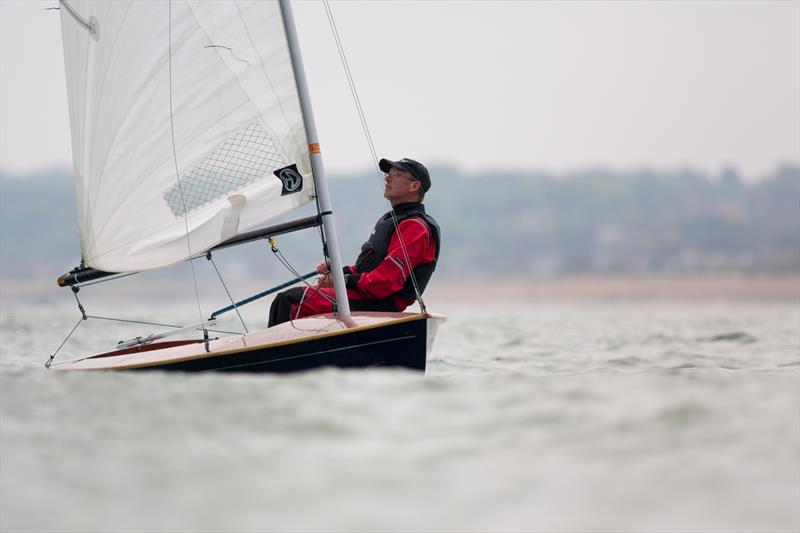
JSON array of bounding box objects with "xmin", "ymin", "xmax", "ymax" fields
[{"xmin": 274, "ymin": 164, "xmax": 303, "ymax": 196}]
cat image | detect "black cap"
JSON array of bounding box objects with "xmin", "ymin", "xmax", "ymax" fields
[{"xmin": 379, "ymin": 157, "xmax": 431, "ymax": 192}]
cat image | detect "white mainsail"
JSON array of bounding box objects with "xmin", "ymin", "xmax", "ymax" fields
[{"xmin": 59, "ymin": 0, "xmax": 314, "ymax": 272}]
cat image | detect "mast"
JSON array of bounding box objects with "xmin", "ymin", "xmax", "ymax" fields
[{"xmin": 279, "ymin": 0, "xmax": 355, "ymax": 326}]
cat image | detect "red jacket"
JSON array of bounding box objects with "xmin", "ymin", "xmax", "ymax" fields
[{"xmin": 346, "ymin": 217, "xmax": 437, "ymax": 310}]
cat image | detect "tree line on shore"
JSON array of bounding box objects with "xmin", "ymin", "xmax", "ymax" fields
[{"xmin": 1, "ymin": 164, "xmax": 797, "ymax": 285}]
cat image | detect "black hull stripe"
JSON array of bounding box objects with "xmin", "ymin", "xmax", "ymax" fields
[{"xmin": 159, "ymin": 334, "xmax": 417, "ymax": 372}]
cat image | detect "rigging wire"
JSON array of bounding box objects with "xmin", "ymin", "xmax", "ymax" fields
[
  {"xmin": 206, "ymin": 253, "xmax": 249, "ymax": 334},
  {"xmin": 168, "ymin": 0, "xmax": 209, "ymax": 346},
  {"xmin": 269, "ymin": 239, "xmax": 335, "ymax": 306},
  {"xmin": 266, "ymin": 237, "xmax": 340, "ymax": 332},
  {"xmin": 322, "ymin": 1, "xmax": 380, "ymax": 174},
  {"xmin": 84, "ymin": 315, "xmax": 238, "ymax": 335},
  {"xmin": 321, "ymin": 0, "xmax": 427, "ymax": 312},
  {"xmin": 45, "ymin": 285, "xmax": 239, "ymax": 367},
  {"xmin": 45, "ymin": 317, "xmax": 84, "ymax": 368}
]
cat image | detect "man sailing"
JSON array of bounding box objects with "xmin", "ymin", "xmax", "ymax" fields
[{"xmin": 268, "ymin": 157, "xmax": 440, "ymax": 327}]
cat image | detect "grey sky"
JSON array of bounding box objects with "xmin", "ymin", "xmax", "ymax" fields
[{"xmin": 1, "ymin": 0, "xmax": 798, "ymax": 180}]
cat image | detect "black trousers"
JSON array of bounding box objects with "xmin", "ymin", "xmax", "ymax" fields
[{"xmin": 268, "ymin": 287, "xmax": 398, "ymax": 327}]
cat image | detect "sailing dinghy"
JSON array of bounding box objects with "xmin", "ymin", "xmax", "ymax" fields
[{"xmin": 47, "ymin": 0, "xmax": 444, "ymax": 373}]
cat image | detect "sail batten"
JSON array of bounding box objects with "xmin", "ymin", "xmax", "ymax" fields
[{"xmin": 60, "ymin": 1, "xmax": 315, "ymax": 272}]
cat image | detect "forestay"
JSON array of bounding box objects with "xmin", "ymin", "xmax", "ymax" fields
[{"xmin": 59, "ymin": 0, "xmax": 314, "ymax": 272}]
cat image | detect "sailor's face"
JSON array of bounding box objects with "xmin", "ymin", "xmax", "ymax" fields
[{"xmin": 383, "ymin": 167, "xmax": 418, "ymax": 201}]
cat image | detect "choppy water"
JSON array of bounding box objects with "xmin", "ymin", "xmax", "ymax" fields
[{"xmin": 1, "ymin": 299, "xmax": 798, "ymax": 532}]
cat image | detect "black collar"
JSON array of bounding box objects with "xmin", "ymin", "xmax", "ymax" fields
[{"xmin": 391, "ymin": 202, "xmax": 425, "ymax": 215}]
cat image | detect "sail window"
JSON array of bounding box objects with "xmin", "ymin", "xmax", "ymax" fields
[{"xmin": 164, "ymin": 123, "xmax": 288, "ymax": 217}]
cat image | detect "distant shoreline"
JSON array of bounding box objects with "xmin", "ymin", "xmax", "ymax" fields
[
  {"xmin": 1, "ymin": 274, "xmax": 798, "ymax": 304},
  {"xmin": 426, "ymin": 274, "xmax": 800, "ymax": 303}
]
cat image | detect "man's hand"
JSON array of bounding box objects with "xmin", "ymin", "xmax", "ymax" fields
[
  {"xmin": 316, "ymin": 261, "xmax": 332, "ymax": 287},
  {"xmin": 317, "ymin": 272, "xmax": 333, "ymax": 288},
  {"xmin": 316, "ymin": 261, "xmax": 330, "ymax": 275}
]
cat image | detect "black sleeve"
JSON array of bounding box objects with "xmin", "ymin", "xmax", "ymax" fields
[{"xmin": 344, "ymin": 273, "xmax": 361, "ymax": 291}]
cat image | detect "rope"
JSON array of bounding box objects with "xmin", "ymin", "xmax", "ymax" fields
[
  {"xmin": 322, "ymin": 0, "xmax": 427, "ymax": 312},
  {"xmin": 269, "ymin": 239, "xmax": 336, "ymax": 306},
  {"xmin": 267, "ymin": 238, "xmax": 338, "ymax": 331},
  {"xmin": 206, "ymin": 253, "xmax": 249, "ymax": 334},
  {"xmin": 168, "ymin": 0, "xmax": 208, "ymax": 346}
]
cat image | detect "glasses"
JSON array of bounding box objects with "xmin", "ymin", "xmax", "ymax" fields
[{"xmin": 384, "ymin": 169, "xmax": 417, "ymax": 181}]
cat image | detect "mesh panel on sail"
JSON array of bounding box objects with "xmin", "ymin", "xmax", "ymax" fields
[{"xmin": 164, "ymin": 123, "xmax": 288, "ymax": 217}]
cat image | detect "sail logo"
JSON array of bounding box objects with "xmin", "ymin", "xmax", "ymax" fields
[{"xmin": 274, "ymin": 164, "xmax": 303, "ymax": 195}]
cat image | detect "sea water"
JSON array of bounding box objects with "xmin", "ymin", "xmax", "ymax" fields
[{"xmin": 1, "ymin": 298, "xmax": 798, "ymax": 532}]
